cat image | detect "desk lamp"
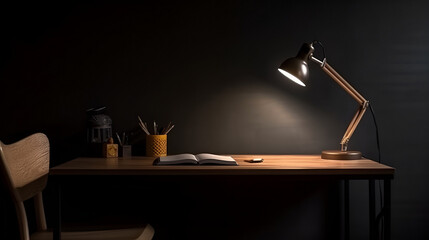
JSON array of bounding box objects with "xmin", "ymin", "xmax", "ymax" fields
[{"xmin": 278, "ymin": 41, "xmax": 369, "ymax": 160}]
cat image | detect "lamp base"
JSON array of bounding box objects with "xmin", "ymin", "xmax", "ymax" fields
[{"xmin": 321, "ymin": 150, "xmax": 362, "ymax": 160}]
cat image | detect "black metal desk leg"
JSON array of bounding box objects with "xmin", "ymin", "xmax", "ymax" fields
[
  {"xmin": 53, "ymin": 179, "xmax": 61, "ymax": 240},
  {"xmin": 369, "ymin": 180, "xmax": 376, "ymax": 240},
  {"xmin": 384, "ymin": 179, "xmax": 391, "ymax": 240}
]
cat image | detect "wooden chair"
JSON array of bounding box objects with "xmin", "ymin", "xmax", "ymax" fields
[{"xmin": 0, "ymin": 133, "xmax": 154, "ymax": 240}]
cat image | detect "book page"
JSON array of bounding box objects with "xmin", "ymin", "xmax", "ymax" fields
[
  {"xmin": 156, "ymin": 154, "xmax": 198, "ymax": 165},
  {"xmin": 195, "ymin": 153, "xmax": 237, "ymax": 165}
]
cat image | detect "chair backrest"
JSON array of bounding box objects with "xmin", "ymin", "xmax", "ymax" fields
[{"xmin": 0, "ymin": 133, "xmax": 50, "ymax": 240}]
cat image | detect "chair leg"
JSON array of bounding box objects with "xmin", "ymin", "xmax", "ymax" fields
[
  {"xmin": 34, "ymin": 192, "xmax": 47, "ymax": 231},
  {"xmin": 15, "ymin": 201, "xmax": 30, "ymax": 240}
]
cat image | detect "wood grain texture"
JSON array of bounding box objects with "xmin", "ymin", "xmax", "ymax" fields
[
  {"xmin": 0, "ymin": 133, "xmax": 49, "ymax": 188},
  {"xmin": 50, "ymin": 155, "xmax": 394, "ymax": 178}
]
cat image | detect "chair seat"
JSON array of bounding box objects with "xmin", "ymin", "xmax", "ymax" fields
[{"xmin": 31, "ymin": 225, "xmax": 155, "ymax": 240}]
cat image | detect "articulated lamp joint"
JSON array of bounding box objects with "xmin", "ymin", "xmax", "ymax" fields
[
  {"xmin": 363, "ymin": 100, "xmax": 370, "ymax": 109},
  {"xmin": 310, "ymin": 55, "xmax": 326, "ymax": 68},
  {"xmin": 341, "ymin": 141, "xmax": 349, "ymax": 152}
]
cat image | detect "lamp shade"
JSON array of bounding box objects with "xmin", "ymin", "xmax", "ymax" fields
[{"xmin": 278, "ymin": 43, "xmax": 314, "ymax": 87}]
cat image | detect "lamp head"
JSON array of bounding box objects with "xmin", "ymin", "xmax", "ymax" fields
[{"xmin": 278, "ymin": 43, "xmax": 314, "ymax": 87}]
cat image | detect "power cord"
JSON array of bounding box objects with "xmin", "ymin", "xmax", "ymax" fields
[
  {"xmin": 368, "ymin": 103, "xmax": 381, "ymax": 163},
  {"xmin": 368, "ymin": 102, "xmax": 385, "ymax": 240}
]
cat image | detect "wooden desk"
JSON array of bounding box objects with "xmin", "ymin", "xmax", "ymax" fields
[{"xmin": 50, "ymin": 155, "xmax": 394, "ymax": 240}]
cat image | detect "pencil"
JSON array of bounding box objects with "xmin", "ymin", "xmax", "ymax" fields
[
  {"xmin": 162, "ymin": 122, "xmax": 172, "ymax": 135},
  {"xmin": 115, "ymin": 132, "xmax": 123, "ymax": 146},
  {"xmin": 153, "ymin": 121, "xmax": 157, "ymax": 135},
  {"xmin": 138, "ymin": 116, "xmax": 150, "ymax": 135},
  {"xmin": 164, "ymin": 124, "xmax": 175, "ymax": 134}
]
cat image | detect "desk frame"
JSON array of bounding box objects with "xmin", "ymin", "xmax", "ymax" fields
[{"xmin": 50, "ymin": 155, "xmax": 394, "ymax": 240}]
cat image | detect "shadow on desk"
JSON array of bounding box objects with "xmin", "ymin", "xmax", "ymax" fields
[{"xmin": 45, "ymin": 175, "xmax": 341, "ymax": 240}]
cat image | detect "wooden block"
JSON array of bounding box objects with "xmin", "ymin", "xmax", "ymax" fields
[{"xmin": 103, "ymin": 138, "xmax": 118, "ymax": 158}]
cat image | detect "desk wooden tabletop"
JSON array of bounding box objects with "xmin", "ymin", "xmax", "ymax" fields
[{"xmin": 49, "ymin": 155, "xmax": 394, "ymax": 178}]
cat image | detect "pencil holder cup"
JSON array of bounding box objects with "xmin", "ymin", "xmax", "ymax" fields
[
  {"xmin": 146, "ymin": 135, "xmax": 167, "ymax": 157},
  {"xmin": 120, "ymin": 145, "xmax": 132, "ymax": 158}
]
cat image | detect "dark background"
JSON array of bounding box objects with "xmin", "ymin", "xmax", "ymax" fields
[{"xmin": 1, "ymin": 0, "xmax": 428, "ymax": 239}]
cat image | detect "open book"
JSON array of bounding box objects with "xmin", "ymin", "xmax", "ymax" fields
[{"xmin": 153, "ymin": 153, "xmax": 238, "ymax": 165}]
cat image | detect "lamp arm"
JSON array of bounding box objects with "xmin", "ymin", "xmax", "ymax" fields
[
  {"xmin": 311, "ymin": 57, "xmax": 369, "ymax": 151},
  {"xmin": 340, "ymin": 105, "xmax": 368, "ymax": 151}
]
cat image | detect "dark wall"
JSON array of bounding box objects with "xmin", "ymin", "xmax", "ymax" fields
[{"xmin": 1, "ymin": 1, "xmax": 428, "ymax": 239}]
